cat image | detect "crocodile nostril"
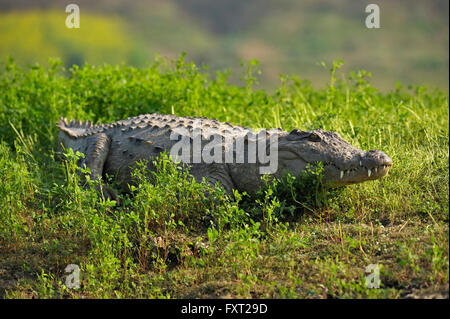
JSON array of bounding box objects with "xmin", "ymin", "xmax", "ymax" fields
[
  {"xmin": 362, "ymin": 150, "xmax": 393, "ymax": 167},
  {"xmin": 382, "ymin": 154, "xmax": 393, "ymax": 166}
]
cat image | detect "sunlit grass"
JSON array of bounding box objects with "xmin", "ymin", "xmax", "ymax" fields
[
  {"xmin": 0, "ymin": 10, "xmax": 135, "ymax": 68},
  {"xmin": 0, "ymin": 57, "xmax": 448, "ymax": 298}
]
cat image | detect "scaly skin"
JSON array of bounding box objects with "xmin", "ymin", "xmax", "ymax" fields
[{"xmin": 57, "ymin": 113, "xmax": 393, "ymax": 200}]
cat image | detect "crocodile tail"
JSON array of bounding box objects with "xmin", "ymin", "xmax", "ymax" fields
[
  {"xmin": 57, "ymin": 117, "xmax": 95, "ymax": 137},
  {"xmin": 56, "ymin": 116, "xmax": 68, "ymax": 129},
  {"xmin": 57, "ymin": 117, "xmax": 94, "ymax": 129}
]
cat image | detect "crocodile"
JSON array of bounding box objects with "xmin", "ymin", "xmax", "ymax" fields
[{"xmin": 56, "ymin": 113, "xmax": 393, "ymax": 200}]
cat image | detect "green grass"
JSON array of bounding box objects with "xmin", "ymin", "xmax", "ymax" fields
[{"xmin": 0, "ymin": 56, "xmax": 448, "ymax": 298}]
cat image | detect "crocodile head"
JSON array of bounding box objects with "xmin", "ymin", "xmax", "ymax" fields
[{"xmin": 276, "ymin": 129, "xmax": 392, "ymax": 186}]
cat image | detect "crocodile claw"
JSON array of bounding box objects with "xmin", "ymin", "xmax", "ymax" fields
[{"xmin": 98, "ymin": 184, "xmax": 120, "ymax": 205}]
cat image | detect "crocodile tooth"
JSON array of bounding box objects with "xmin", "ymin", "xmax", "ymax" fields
[
  {"xmin": 340, "ymin": 171, "xmax": 344, "ymax": 179},
  {"xmin": 367, "ymin": 169, "xmax": 371, "ymax": 177},
  {"xmin": 375, "ymin": 167, "xmax": 378, "ymax": 173},
  {"xmin": 359, "ymin": 160, "xmax": 362, "ymax": 166}
]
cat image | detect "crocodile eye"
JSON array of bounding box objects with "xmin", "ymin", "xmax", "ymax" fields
[
  {"xmin": 287, "ymin": 129, "xmax": 310, "ymax": 141},
  {"xmin": 309, "ymin": 133, "xmax": 321, "ymax": 142}
]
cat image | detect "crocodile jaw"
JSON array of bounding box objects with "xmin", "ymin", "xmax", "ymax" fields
[{"xmin": 324, "ymin": 159, "xmax": 392, "ymax": 186}]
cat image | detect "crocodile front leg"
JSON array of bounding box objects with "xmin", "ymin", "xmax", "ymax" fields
[
  {"xmin": 81, "ymin": 133, "xmax": 118, "ymax": 202},
  {"xmin": 190, "ymin": 163, "xmax": 235, "ymax": 196}
]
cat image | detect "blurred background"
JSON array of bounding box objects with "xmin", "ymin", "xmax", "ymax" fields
[{"xmin": 0, "ymin": 0, "xmax": 448, "ymax": 90}]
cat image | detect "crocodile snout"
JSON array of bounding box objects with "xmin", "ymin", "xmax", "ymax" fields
[
  {"xmin": 360, "ymin": 149, "xmax": 393, "ymax": 178},
  {"xmin": 362, "ymin": 150, "xmax": 393, "ymax": 167}
]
